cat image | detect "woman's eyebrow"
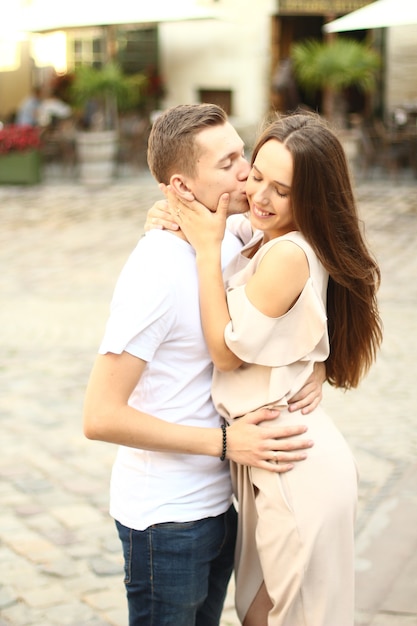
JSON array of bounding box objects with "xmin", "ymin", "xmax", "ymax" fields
[{"xmin": 252, "ymin": 164, "xmax": 291, "ymax": 189}]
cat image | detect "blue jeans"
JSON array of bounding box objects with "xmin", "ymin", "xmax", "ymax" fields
[{"xmin": 116, "ymin": 505, "xmax": 237, "ymax": 626}]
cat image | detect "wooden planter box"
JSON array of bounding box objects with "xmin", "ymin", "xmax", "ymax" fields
[{"xmin": 0, "ymin": 150, "xmax": 41, "ymax": 185}]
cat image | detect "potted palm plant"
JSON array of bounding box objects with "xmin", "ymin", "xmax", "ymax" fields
[
  {"xmin": 291, "ymin": 38, "xmax": 380, "ymax": 127},
  {"xmin": 291, "ymin": 38, "xmax": 380, "ymax": 169},
  {"xmin": 70, "ymin": 63, "xmax": 148, "ymax": 186}
]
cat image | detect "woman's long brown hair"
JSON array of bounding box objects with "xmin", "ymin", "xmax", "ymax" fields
[{"xmin": 252, "ymin": 112, "xmax": 383, "ymax": 389}]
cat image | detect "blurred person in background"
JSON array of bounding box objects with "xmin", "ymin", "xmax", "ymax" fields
[{"xmin": 16, "ymin": 86, "xmax": 42, "ymax": 126}]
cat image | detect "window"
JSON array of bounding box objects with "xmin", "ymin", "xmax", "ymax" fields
[
  {"xmin": 68, "ymin": 29, "xmax": 106, "ymax": 68},
  {"xmin": 67, "ymin": 25, "xmax": 158, "ymax": 74},
  {"xmin": 116, "ymin": 27, "xmax": 158, "ymax": 75},
  {"xmin": 198, "ymin": 89, "xmax": 232, "ymax": 115}
]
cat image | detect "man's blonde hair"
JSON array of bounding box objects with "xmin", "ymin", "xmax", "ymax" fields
[{"xmin": 147, "ymin": 103, "xmax": 228, "ymax": 184}]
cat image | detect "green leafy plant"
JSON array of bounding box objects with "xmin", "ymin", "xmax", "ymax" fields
[
  {"xmin": 70, "ymin": 63, "xmax": 148, "ymax": 130},
  {"xmin": 291, "ymin": 38, "xmax": 380, "ymax": 121}
]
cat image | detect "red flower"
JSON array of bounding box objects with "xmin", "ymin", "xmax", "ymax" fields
[{"xmin": 0, "ymin": 125, "xmax": 41, "ymax": 155}]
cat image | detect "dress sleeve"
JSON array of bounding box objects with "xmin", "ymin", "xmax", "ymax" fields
[{"xmin": 224, "ymin": 278, "xmax": 328, "ymax": 367}]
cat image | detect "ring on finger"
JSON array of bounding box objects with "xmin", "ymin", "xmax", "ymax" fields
[{"xmin": 272, "ymin": 450, "xmax": 279, "ymax": 464}]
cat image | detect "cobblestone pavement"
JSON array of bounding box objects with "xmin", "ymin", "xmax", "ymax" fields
[{"xmin": 0, "ymin": 166, "xmax": 416, "ymax": 625}]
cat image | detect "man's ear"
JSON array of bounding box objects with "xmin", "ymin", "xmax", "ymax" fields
[{"xmin": 169, "ymin": 174, "xmax": 195, "ymax": 202}]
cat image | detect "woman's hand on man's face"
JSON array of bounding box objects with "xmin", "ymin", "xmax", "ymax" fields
[{"xmin": 166, "ymin": 186, "xmax": 229, "ymax": 253}]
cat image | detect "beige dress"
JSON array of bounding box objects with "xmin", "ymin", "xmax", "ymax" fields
[{"xmin": 212, "ymin": 231, "xmax": 358, "ymax": 626}]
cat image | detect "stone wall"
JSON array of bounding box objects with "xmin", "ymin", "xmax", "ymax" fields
[{"xmin": 386, "ymin": 24, "xmax": 417, "ymax": 113}]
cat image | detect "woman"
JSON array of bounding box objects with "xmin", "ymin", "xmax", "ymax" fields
[{"xmin": 167, "ymin": 112, "xmax": 383, "ymax": 626}]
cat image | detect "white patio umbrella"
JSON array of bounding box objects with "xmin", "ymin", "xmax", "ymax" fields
[
  {"xmin": 324, "ymin": 0, "xmax": 417, "ymax": 33},
  {"xmin": 20, "ymin": 0, "xmax": 216, "ymax": 33}
]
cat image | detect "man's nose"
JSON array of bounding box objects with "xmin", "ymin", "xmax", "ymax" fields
[{"xmin": 238, "ymin": 159, "xmax": 251, "ymax": 180}]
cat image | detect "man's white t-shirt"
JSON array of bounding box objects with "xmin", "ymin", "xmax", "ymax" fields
[{"xmin": 99, "ymin": 228, "xmax": 243, "ymax": 531}]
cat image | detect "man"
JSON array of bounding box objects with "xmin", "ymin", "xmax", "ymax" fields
[
  {"xmin": 83, "ymin": 104, "xmax": 321, "ymax": 626},
  {"xmin": 16, "ymin": 86, "xmax": 42, "ymax": 126},
  {"xmin": 37, "ymin": 90, "xmax": 72, "ymax": 128}
]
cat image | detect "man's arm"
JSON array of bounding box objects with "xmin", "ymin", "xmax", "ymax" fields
[
  {"xmin": 83, "ymin": 351, "xmax": 313, "ymax": 472},
  {"xmin": 143, "ymin": 199, "xmax": 255, "ymax": 246},
  {"xmin": 144, "ymin": 192, "xmax": 325, "ymax": 412}
]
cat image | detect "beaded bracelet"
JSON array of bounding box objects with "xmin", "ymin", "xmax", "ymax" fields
[{"xmin": 220, "ymin": 423, "xmax": 227, "ymax": 461}]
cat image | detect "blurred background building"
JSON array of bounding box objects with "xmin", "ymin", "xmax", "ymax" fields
[{"xmin": 1, "ymin": 0, "xmax": 416, "ymax": 158}]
